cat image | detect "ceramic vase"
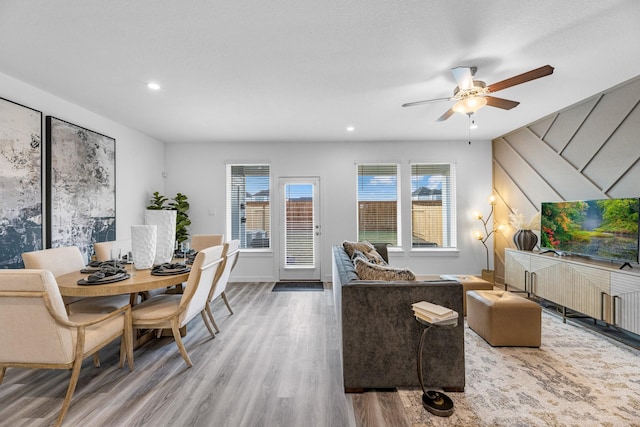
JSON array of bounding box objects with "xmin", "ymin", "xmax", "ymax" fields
[
  {"xmin": 513, "ymin": 229, "xmax": 538, "ymax": 251},
  {"xmin": 131, "ymin": 225, "xmax": 157, "ymax": 269},
  {"xmin": 144, "ymin": 209, "xmax": 177, "ymax": 264}
]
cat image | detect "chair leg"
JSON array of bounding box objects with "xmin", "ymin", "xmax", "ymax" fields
[
  {"xmin": 121, "ymin": 310, "xmax": 134, "ymax": 371},
  {"xmin": 92, "ymin": 352, "xmax": 101, "ymax": 368},
  {"xmin": 55, "ymin": 357, "xmax": 83, "ymax": 427},
  {"xmin": 200, "ymin": 310, "xmax": 216, "ymax": 337},
  {"xmin": 221, "ymin": 292, "xmax": 234, "ymax": 315},
  {"xmin": 0, "ymin": 367, "xmax": 5, "ymax": 384},
  {"xmin": 171, "ymin": 322, "xmax": 193, "ymax": 368},
  {"xmin": 205, "ymin": 303, "xmax": 220, "ymax": 333}
]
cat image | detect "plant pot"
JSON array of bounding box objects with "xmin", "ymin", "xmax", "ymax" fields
[
  {"xmin": 513, "ymin": 229, "xmax": 538, "ymax": 251},
  {"xmin": 131, "ymin": 225, "xmax": 157, "ymax": 269},
  {"xmin": 145, "ymin": 209, "xmax": 177, "ymax": 264}
]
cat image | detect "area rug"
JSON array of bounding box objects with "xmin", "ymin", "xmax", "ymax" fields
[
  {"xmin": 271, "ymin": 281, "xmax": 324, "ymax": 292},
  {"xmin": 398, "ymin": 310, "xmax": 640, "ymax": 426}
]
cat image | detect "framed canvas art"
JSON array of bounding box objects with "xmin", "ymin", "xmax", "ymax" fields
[
  {"xmin": 0, "ymin": 97, "xmax": 43, "ymax": 268},
  {"xmin": 46, "ymin": 116, "xmax": 116, "ymax": 262}
]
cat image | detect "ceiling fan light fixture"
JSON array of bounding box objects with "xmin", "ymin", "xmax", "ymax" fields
[{"xmin": 452, "ymin": 96, "xmax": 487, "ymax": 115}]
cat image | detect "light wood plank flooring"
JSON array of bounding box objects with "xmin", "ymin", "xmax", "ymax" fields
[{"xmin": 0, "ymin": 282, "xmax": 410, "ymax": 427}]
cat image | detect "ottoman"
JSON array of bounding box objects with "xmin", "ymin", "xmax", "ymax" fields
[
  {"xmin": 466, "ymin": 290, "xmax": 541, "ymax": 347},
  {"xmin": 440, "ymin": 275, "xmax": 494, "ymax": 315}
]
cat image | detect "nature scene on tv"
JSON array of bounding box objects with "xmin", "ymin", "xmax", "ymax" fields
[{"xmin": 541, "ymin": 198, "xmax": 639, "ymax": 263}]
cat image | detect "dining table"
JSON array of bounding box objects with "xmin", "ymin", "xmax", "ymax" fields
[{"xmin": 56, "ymin": 266, "xmax": 190, "ymax": 302}]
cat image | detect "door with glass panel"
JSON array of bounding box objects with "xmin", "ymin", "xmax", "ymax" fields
[{"xmin": 278, "ymin": 177, "xmax": 321, "ymax": 281}]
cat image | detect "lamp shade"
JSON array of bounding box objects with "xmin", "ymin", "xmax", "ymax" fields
[{"xmin": 452, "ymin": 96, "xmax": 487, "ymax": 114}]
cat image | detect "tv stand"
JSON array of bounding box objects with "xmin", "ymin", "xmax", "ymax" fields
[{"xmin": 504, "ymin": 249, "xmax": 640, "ymax": 337}]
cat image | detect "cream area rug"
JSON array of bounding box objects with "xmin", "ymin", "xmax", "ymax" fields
[{"xmin": 398, "ymin": 310, "xmax": 640, "ymax": 426}]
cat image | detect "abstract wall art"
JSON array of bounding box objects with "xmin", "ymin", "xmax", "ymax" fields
[
  {"xmin": 46, "ymin": 116, "xmax": 116, "ymax": 263},
  {"xmin": 0, "ymin": 97, "xmax": 43, "ymax": 269}
]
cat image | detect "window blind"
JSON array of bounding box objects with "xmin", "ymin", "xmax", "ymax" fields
[
  {"xmin": 226, "ymin": 164, "xmax": 270, "ymax": 249},
  {"xmin": 356, "ymin": 163, "xmax": 400, "ymax": 246},
  {"xmin": 410, "ymin": 163, "xmax": 456, "ymax": 248}
]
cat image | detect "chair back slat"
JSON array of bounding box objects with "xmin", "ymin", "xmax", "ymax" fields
[{"xmin": 0, "ymin": 270, "xmax": 74, "ymax": 364}]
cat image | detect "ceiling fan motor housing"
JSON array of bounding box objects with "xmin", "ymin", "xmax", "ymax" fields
[{"xmin": 453, "ymin": 80, "xmax": 487, "ymax": 100}]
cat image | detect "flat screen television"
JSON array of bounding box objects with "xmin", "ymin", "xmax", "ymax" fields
[{"xmin": 540, "ymin": 198, "xmax": 640, "ymax": 265}]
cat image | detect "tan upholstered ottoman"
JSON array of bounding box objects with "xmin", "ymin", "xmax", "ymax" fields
[
  {"xmin": 466, "ymin": 290, "xmax": 541, "ymax": 347},
  {"xmin": 440, "ymin": 275, "xmax": 494, "ymax": 315}
]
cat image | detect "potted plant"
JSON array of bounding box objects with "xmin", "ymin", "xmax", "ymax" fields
[{"xmin": 169, "ymin": 192, "xmax": 191, "ymax": 245}]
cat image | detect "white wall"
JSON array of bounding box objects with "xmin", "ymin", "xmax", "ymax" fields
[
  {"xmin": 165, "ymin": 139, "xmax": 493, "ymax": 282},
  {"xmin": 0, "ymin": 71, "xmax": 166, "ymax": 242}
]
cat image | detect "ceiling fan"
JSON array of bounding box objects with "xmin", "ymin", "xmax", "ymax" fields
[{"xmin": 402, "ymin": 65, "xmax": 554, "ymax": 121}]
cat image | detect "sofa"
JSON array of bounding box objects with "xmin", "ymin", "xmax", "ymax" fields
[{"xmin": 332, "ymin": 244, "xmax": 465, "ymax": 392}]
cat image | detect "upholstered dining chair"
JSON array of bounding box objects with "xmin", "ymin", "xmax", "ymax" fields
[
  {"xmin": 22, "ymin": 246, "xmax": 132, "ymax": 315},
  {"xmin": 0, "ymin": 269, "xmax": 133, "ymax": 427},
  {"xmin": 191, "ymin": 234, "xmax": 225, "ymax": 252},
  {"xmin": 131, "ymin": 245, "xmax": 225, "ymax": 368},
  {"xmin": 205, "ymin": 239, "xmax": 240, "ymax": 333},
  {"xmin": 94, "ymin": 239, "xmax": 132, "ymax": 262}
]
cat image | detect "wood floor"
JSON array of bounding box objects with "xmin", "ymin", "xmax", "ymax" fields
[{"xmin": 0, "ymin": 282, "xmax": 410, "ymax": 427}]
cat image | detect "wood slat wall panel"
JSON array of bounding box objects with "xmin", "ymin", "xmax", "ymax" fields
[
  {"xmin": 562, "ymin": 78, "xmax": 640, "ymax": 170},
  {"xmin": 528, "ymin": 115, "xmax": 556, "ymax": 139},
  {"xmin": 583, "ymin": 105, "xmax": 640, "ymax": 192},
  {"xmin": 491, "ymin": 74, "xmax": 640, "ymax": 285},
  {"xmin": 505, "ymin": 129, "xmax": 605, "ymax": 201},
  {"xmin": 543, "ymin": 98, "xmax": 598, "ymax": 152}
]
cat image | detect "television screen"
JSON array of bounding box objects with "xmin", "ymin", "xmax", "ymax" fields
[{"xmin": 540, "ymin": 198, "xmax": 640, "ymax": 264}]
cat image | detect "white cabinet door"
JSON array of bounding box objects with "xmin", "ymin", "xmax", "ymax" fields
[
  {"xmin": 611, "ymin": 271, "xmax": 640, "ymax": 334},
  {"xmin": 504, "ymin": 249, "xmax": 530, "ymax": 291}
]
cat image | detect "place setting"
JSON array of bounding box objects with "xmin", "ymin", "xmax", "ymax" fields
[
  {"xmin": 78, "ymin": 248, "xmax": 131, "ymax": 285},
  {"xmin": 151, "ymin": 262, "xmax": 191, "ymax": 276}
]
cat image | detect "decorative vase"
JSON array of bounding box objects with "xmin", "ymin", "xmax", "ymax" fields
[
  {"xmin": 513, "ymin": 229, "xmax": 538, "ymax": 251},
  {"xmin": 131, "ymin": 225, "xmax": 157, "ymax": 269},
  {"xmin": 144, "ymin": 209, "xmax": 177, "ymax": 264}
]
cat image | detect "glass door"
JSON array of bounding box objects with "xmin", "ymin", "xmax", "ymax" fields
[{"xmin": 278, "ymin": 177, "xmax": 320, "ymax": 281}]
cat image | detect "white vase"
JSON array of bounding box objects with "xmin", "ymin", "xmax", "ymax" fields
[
  {"xmin": 144, "ymin": 209, "xmax": 177, "ymax": 264},
  {"xmin": 131, "ymin": 225, "xmax": 157, "ymax": 269}
]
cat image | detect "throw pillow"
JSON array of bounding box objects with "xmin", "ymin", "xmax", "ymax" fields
[
  {"xmin": 342, "ymin": 240, "xmax": 375, "ymax": 258},
  {"xmin": 354, "ymin": 257, "xmax": 416, "ymax": 281}
]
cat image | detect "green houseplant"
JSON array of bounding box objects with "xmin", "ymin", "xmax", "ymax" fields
[{"xmin": 146, "ymin": 191, "xmax": 191, "ymax": 244}]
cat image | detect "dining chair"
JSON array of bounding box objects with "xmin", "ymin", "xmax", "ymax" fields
[
  {"xmin": 131, "ymin": 245, "xmax": 225, "ymax": 367},
  {"xmin": 0, "ymin": 269, "xmax": 133, "ymax": 427},
  {"xmin": 94, "ymin": 239, "xmax": 132, "ymax": 262},
  {"xmin": 205, "ymin": 239, "xmax": 240, "ymax": 333},
  {"xmin": 190, "ymin": 234, "xmax": 225, "ymax": 252},
  {"xmin": 22, "ymin": 246, "xmax": 132, "ymax": 315}
]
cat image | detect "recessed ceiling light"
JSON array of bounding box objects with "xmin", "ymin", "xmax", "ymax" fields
[
  {"xmin": 346, "ymin": 126, "xmax": 355, "ymax": 132},
  {"xmin": 147, "ymin": 82, "xmax": 161, "ymax": 90}
]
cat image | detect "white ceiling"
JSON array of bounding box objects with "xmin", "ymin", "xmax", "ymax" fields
[{"xmin": 1, "ymin": 1, "xmax": 640, "ymax": 144}]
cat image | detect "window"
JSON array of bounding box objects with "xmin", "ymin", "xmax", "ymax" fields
[
  {"xmin": 411, "ymin": 163, "xmax": 456, "ymax": 249},
  {"xmin": 356, "ymin": 163, "xmax": 400, "ymax": 246},
  {"xmin": 226, "ymin": 164, "xmax": 270, "ymax": 249}
]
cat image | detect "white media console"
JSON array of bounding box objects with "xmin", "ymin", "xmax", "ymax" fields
[{"xmin": 504, "ymin": 248, "xmax": 640, "ymax": 335}]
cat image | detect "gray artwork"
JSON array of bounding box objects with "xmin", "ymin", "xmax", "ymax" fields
[
  {"xmin": 0, "ymin": 97, "xmax": 42, "ymax": 269},
  {"xmin": 46, "ymin": 117, "xmax": 115, "ymax": 263}
]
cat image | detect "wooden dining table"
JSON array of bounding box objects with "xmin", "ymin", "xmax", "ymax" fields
[{"xmin": 56, "ymin": 267, "xmax": 190, "ymax": 301}]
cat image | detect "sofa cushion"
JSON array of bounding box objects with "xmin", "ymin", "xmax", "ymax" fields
[{"xmin": 353, "ymin": 257, "xmax": 416, "ymax": 281}]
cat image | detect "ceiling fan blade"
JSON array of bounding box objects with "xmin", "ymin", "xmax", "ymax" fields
[
  {"xmin": 485, "ymin": 96, "xmax": 520, "ymax": 110},
  {"xmin": 436, "ymin": 108, "xmax": 455, "ymax": 122},
  {"xmin": 402, "ymin": 97, "xmax": 452, "ymax": 107},
  {"xmin": 451, "ymin": 66, "xmax": 474, "ymax": 90},
  {"xmin": 487, "ymin": 65, "xmax": 554, "ymax": 93}
]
